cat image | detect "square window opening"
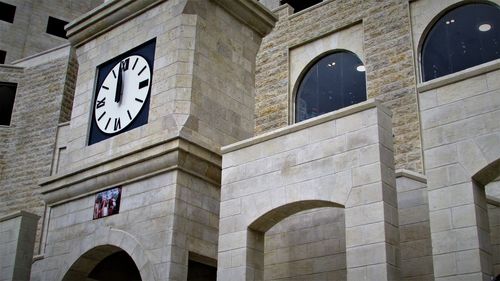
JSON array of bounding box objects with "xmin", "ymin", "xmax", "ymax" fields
[
  {"xmin": 0, "ymin": 2, "xmax": 16, "ymax": 23},
  {"xmin": 46, "ymin": 16, "xmax": 69, "ymax": 39},
  {"xmin": 0, "ymin": 50, "xmax": 6, "ymax": 64},
  {"xmin": 280, "ymin": 0, "xmax": 322, "ymax": 13},
  {"xmin": 0, "ymin": 82, "xmax": 17, "ymax": 126}
]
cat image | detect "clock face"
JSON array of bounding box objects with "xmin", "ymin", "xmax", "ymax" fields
[
  {"xmin": 88, "ymin": 38, "xmax": 155, "ymax": 145},
  {"xmin": 94, "ymin": 55, "xmax": 151, "ymax": 134}
]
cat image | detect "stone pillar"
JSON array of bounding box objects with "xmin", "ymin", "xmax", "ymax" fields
[{"xmin": 0, "ymin": 211, "xmax": 39, "ymax": 281}]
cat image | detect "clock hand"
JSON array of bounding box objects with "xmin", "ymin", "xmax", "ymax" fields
[{"xmin": 115, "ymin": 63, "xmax": 123, "ymax": 103}]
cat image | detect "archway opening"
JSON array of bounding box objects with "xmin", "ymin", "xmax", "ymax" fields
[
  {"xmin": 249, "ymin": 200, "xmax": 346, "ymax": 280},
  {"xmin": 62, "ymin": 245, "xmax": 142, "ymax": 281},
  {"xmin": 474, "ymin": 158, "xmax": 500, "ymax": 277},
  {"xmin": 88, "ymin": 250, "xmax": 141, "ymax": 281}
]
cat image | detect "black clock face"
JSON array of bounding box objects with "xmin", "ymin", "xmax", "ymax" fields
[{"xmin": 88, "ymin": 39, "xmax": 156, "ymax": 145}]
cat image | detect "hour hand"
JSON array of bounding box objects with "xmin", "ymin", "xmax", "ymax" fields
[{"xmin": 114, "ymin": 64, "xmax": 123, "ymax": 103}]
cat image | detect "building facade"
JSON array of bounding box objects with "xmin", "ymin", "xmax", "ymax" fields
[{"xmin": 0, "ymin": 0, "xmax": 499, "ymax": 280}]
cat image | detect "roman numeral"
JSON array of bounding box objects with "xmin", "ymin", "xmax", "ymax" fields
[
  {"xmin": 96, "ymin": 97, "xmax": 106, "ymax": 108},
  {"xmin": 127, "ymin": 110, "xmax": 132, "ymax": 120},
  {"xmin": 105, "ymin": 118, "xmax": 111, "ymax": 130},
  {"xmin": 120, "ymin": 58, "xmax": 129, "ymax": 71},
  {"xmin": 114, "ymin": 118, "xmax": 121, "ymax": 131},
  {"xmin": 132, "ymin": 58, "xmax": 138, "ymax": 70},
  {"xmin": 138, "ymin": 65, "xmax": 146, "ymax": 76},
  {"xmin": 112, "ymin": 70, "xmax": 116, "ymax": 78},
  {"xmin": 139, "ymin": 79, "xmax": 149, "ymax": 89},
  {"xmin": 135, "ymin": 98, "xmax": 144, "ymax": 103},
  {"xmin": 98, "ymin": 111, "xmax": 106, "ymax": 121},
  {"xmin": 102, "ymin": 85, "xmax": 109, "ymax": 90}
]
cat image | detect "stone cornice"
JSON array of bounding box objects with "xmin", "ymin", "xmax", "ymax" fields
[
  {"xmin": 40, "ymin": 137, "xmax": 222, "ymax": 206},
  {"xmin": 212, "ymin": 0, "xmax": 277, "ymax": 36},
  {"xmin": 66, "ymin": 0, "xmax": 277, "ymax": 47},
  {"xmin": 65, "ymin": 0, "xmax": 164, "ymax": 47},
  {"xmin": 0, "ymin": 210, "xmax": 40, "ymax": 223}
]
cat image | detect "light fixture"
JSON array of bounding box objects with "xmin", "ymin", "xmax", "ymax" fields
[
  {"xmin": 479, "ymin": 23, "xmax": 492, "ymax": 32},
  {"xmin": 327, "ymin": 62, "xmax": 336, "ymax": 67},
  {"xmin": 356, "ymin": 65, "xmax": 365, "ymax": 72}
]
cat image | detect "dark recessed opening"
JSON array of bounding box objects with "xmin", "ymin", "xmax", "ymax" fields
[
  {"xmin": 0, "ymin": 2, "xmax": 16, "ymax": 23},
  {"xmin": 88, "ymin": 251, "xmax": 142, "ymax": 281},
  {"xmin": 280, "ymin": 0, "xmax": 322, "ymax": 13},
  {"xmin": 0, "ymin": 82, "xmax": 17, "ymax": 126},
  {"xmin": 46, "ymin": 16, "xmax": 69, "ymax": 39},
  {"xmin": 187, "ymin": 260, "xmax": 217, "ymax": 281},
  {"xmin": 0, "ymin": 50, "xmax": 6, "ymax": 64}
]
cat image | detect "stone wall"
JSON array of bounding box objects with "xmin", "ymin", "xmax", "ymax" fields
[
  {"xmin": 218, "ymin": 101, "xmax": 400, "ymax": 280},
  {"xmin": 420, "ymin": 65, "xmax": 500, "ymax": 279},
  {"xmin": 255, "ymin": 0, "xmax": 422, "ymax": 173},
  {"xmin": 0, "ymin": 46, "xmax": 77, "ymax": 253},
  {"xmin": 0, "ymin": 211, "xmax": 39, "ymax": 281},
  {"xmin": 396, "ymin": 171, "xmax": 433, "ymax": 281},
  {"xmin": 0, "ymin": 0, "xmax": 102, "ymax": 63}
]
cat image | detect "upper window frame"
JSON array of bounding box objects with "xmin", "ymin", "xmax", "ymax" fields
[
  {"xmin": 417, "ymin": 0, "xmax": 500, "ymax": 83},
  {"xmin": 292, "ymin": 49, "xmax": 367, "ymax": 123}
]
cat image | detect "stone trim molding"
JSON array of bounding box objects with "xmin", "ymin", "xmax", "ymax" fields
[
  {"xmin": 11, "ymin": 44, "xmax": 71, "ymax": 67},
  {"xmin": 66, "ymin": 0, "xmax": 277, "ymax": 47},
  {"xmin": 40, "ymin": 136, "xmax": 221, "ymax": 206},
  {"xmin": 222, "ymin": 99, "xmax": 390, "ymax": 153},
  {"xmin": 212, "ymin": 0, "xmax": 277, "ymax": 36},
  {"xmin": 0, "ymin": 210, "xmax": 40, "ymax": 223},
  {"xmin": 417, "ymin": 58, "xmax": 500, "ymax": 92},
  {"xmin": 395, "ymin": 169, "xmax": 427, "ymax": 183}
]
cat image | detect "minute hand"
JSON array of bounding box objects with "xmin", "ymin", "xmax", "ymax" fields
[{"xmin": 115, "ymin": 64, "xmax": 123, "ymax": 103}]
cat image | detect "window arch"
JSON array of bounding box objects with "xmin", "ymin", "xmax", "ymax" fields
[
  {"xmin": 295, "ymin": 51, "xmax": 366, "ymax": 123},
  {"xmin": 421, "ymin": 2, "xmax": 500, "ymax": 82}
]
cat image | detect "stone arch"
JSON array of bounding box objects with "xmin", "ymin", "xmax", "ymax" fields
[
  {"xmin": 58, "ymin": 227, "xmax": 156, "ymax": 281},
  {"xmin": 248, "ymin": 199, "xmax": 343, "ymax": 232},
  {"xmin": 243, "ymin": 200, "xmax": 346, "ymax": 280}
]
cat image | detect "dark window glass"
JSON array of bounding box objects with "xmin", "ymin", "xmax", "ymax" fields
[
  {"xmin": 0, "ymin": 50, "xmax": 6, "ymax": 64},
  {"xmin": 296, "ymin": 51, "xmax": 366, "ymax": 122},
  {"xmin": 0, "ymin": 2, "xmax": 16, "ymax": 23},
  {"xmin": 280, "ymin": 0, "xmax": 322, "ymax": 13},
  {"xmin": 46, "ymin": 16, "xmax": 69, "ymax": 39},
  {"xmin": 422, "ymin": 3, "xmax": 500, "ymax": 81},
  {"xmin": 0, "ymin": 82, "xmax": 17, "ymax": 126}
]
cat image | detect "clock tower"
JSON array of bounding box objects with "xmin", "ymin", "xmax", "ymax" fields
[{"xmin": 34, "ymin": 0, "xmax": 276, "ymax": 280}]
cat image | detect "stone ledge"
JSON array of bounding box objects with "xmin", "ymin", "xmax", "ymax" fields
[
  {"xmin": 40, "ymin": 136, "xmax": 222, "ymax": 206},
  {"xmin": 395, "ymin": 169, "xmax": 427, "ymax": 184},
  {"xmin": 66, "ymin": 0, "xmax": 277, "ymax": 47},
  {"xmin": 222, "ymin": 99, "xmax": 390, "ymax": 154},
  {"xmin": 0, "ymin": 210, "xmax": 40, "ymax": 223},
  {"xmin": 11, "ymin": 44, "xmax": 71, "ymax": 67},
  {"xmin": 417, "ymin": 58, "xmax": 500, "ymax": 92}
]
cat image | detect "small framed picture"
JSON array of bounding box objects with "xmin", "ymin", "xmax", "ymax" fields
[{"xmin": 93, "ymin": 186, "xmax": 121, "ymax": 219}]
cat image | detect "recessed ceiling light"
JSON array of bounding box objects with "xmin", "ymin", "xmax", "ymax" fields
[
  {"xmin": 356, "ymin": 65, "xmax": 365, "ymax": 72},
  {"xmin": 327, "ymin": 62, "xmax": 336, "ymax": 67},
  {"xmin": 479, "ymin": 23, "xmax": 492, "ymax": 32}
]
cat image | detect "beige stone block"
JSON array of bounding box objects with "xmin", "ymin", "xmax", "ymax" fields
[
  {"xmin": 346, "ymin": 242, "xmax": 387, "ymax": 268},
  {"xmin": 345, "ymin": 202, "xmax": 384, "ymax": 228}
]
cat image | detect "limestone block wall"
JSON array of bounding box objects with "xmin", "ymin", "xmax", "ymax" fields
[
  {"xmin": 396, "ymin": 170, "xmax": 433, "ymax": 281},
  {"xmin": 264, "ymin": 207, "xmax": 346, "ymax": 280},
  {"xmin": 255, "ymin": 0, "xmax": 422, "ymax": 173},
  {"xmin": 32, "ymin": 172, "xmax": 178, "ymax": 280},
  {"xmin": 0, "ymin": 0, "xmax": 102, "ymax": 63},
  {"xmin": 0, "ymin": 46, "xmax": 77, "ymax": 253},
  {"xmin": 0, "ymin": 211, "xmax": 39, "ymax": 281},
  {"xmin": 420, "ymin": 66, "xmax": 500, "ymax": 279},
  {"xmin": 218, "ymin": 101, "xmax": 400, "ymax": 281}
]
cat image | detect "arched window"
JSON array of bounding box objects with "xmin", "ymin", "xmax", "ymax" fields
[
  {"xmin": 421, "ymin": 3, "xmax": 500, "ymax": 82},
  {"xmin": 295, "ymin": 51, "xmax": 366, "ymax": 122}
]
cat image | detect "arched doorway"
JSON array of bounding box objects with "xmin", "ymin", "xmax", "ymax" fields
[{"xmin": 62, "ymin": 245, "xmax": 142, "ymax": 281}]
